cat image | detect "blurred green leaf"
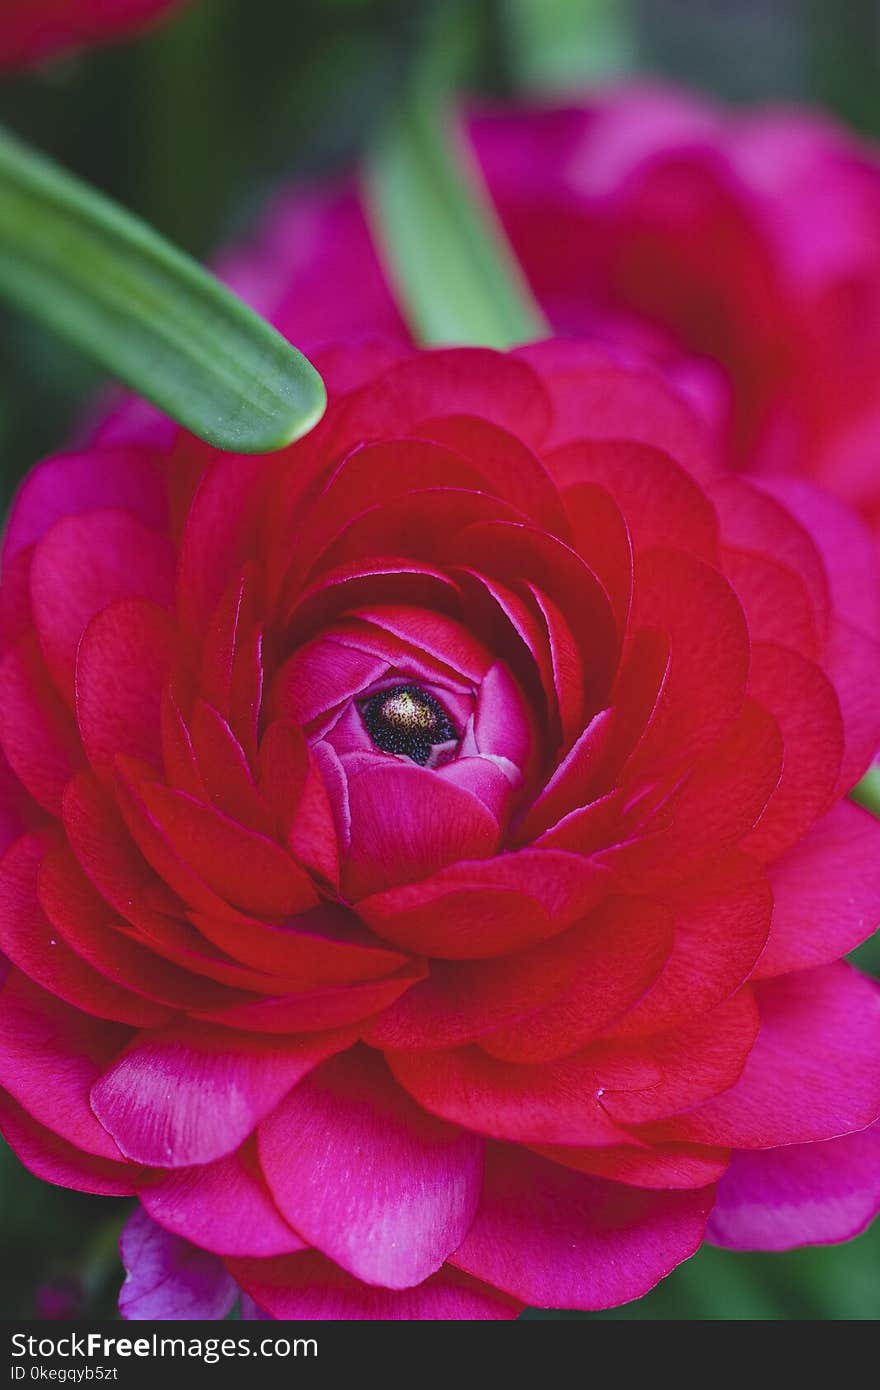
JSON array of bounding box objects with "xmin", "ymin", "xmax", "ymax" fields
[
  {"xmin": 504, "ymin": 0, "xmax": 636, "ymax": 90},
  {"xmin": 365, "ymin": 92, "xmax": 548, "ymax": 349},
  {"xmin": 0, "ymin": 125, "xmax": 326, "ymax": 453},
  {"xmin": 851, "ymin": 765, "xmax": 880, "ymax": 819}
]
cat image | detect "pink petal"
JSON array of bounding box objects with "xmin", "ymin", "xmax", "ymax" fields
[
  {"xmin": 707, "ymin": 1121, "xmax": 880, "ymax": 1251},
  {"xmin": 757, "ymin": 801, "xmax": 880, "ymax": 977},
  {"xmin": 228, "ymin": 1252, "xmax": 521, "ymax": 1320},
  {"xmin": 91, "ymin": 1021, "xmax": 355, "ymax": 1167},
  {"xmin": 651, "ymin": 964, "xmax": 880, "ymax": 1148},
  {"xmin": 119, "ymin": 1207, "xmax": 237, "ymax": 1321},
  {"xmin": 342, "ymin": 759, "xmax": 500, "ymax": 901},
  {"xmin": 0, "ymin": 1089, "xmax": 141, "ymax": 1196},
  {"xmin": 0, "ymin": 970, "xmax": 129, "ymax": 1159},
  {"xmin": 140, "ymin": 1144, "xmax": 306, "ymax": 1257},
  {"xmin": 267, "ymin": 636, "xmax": 387, "ymax": 728},
  {"xmin": 755, "ymin": 476, "xmax": 880, "ymax": 639},
  {"xmin": 450, "ymin": 1146, "xmax": 714, "ymax": 1309},
  {"xmin": 3, "ymin": 448, "xmax": 166, "ymax": 563},
  {"xmin": 258, "ymin": 1050, "xmax": 484, "ymax": 1288}
]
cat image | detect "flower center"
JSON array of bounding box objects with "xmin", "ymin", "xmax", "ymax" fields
[{"xmin": 359, "ymin": 683, "xmax": 458, "ymax": 766}]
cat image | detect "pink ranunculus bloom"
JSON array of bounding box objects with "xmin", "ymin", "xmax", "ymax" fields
[
  {"xmin": 1, "ymin": 337, "xmax": 880, "ymax": 1319},
  {"xmin": 238, "ymin": 86, "xmax": 880, "ymax": 537},
  {"xmin": 0, "ymin": 0, "xmax": 185, "ymax": 71}
]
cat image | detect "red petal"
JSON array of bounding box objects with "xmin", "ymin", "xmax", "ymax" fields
[
  {"xmin": 0, "ymin": 635, "xmax": 83, "ymax": 813},
  {"xmin": 188, "ymin": 901, "xmax": 407, "ymax": 989},
  {"xmin": 417, "ymin": 414, "xmax": 569, "ymax": 536},
  {"xmin": 387, "ymin": 1042, "xmax": 644, "ymax": 1147},
  {"xmin": 518, "ymin": 344, "xmax": 714, "ymax": 479},
  {"xmin": 626, "ymin": 547, "xmax": 750, "ymax": 779},
  {"xmin": 479, "ymin": 896, "xmax": 673, "ymax": 1062},
  {"xmin": 561, "ymin": 482, "xmax": 633, "ymax": 632},
  {"xmin": 192, "ymin": 961, "xmax": 424, "ymax": 1034},
  {"xmin": 756, "ymin": 476, "xmax": 880, "ymax": 639},
  {"xmin": 357, "ymin": 850, "xmax": 612, "ymax": 958},
  {"xmin": 551, "ymin": 439, "xmax": 719, "ymax": 562},
  {"xmin": 608, "ymin": 851, "xmax": 772, "ymax": 1036},
  {"xmin": 326, "ymin": 348, "xmax": 552, "ymax": 455},
  {"xmin": 709, "ymin": 476, "xmax": 830, "ymax": 639},
  {"xmin": 118, "ymin": 770, "xmax": 318, "ymax": 918},
  {"xmin": 601, "ymin": 990, "xmax": 760, "ymax": 1125},
  {"xmin": 0, "ymin": 834, "xmax": 169, "ymax": 1027},
  {"xmin": 533, "ymin": 1139, "xmax": 729, "ymax": 1191},
  {"xmin": 76, "ymin": 599, "xmax": 176, "ymax": 780},
  {"xmin": 29, "ymin": 508, "xmax": 174, "ymax": 702},
  {"xmin": 742, "ymin": 642, "xmax": 843, "ymax": 861}
]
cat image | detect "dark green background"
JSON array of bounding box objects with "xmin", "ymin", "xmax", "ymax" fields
[{"xmin": 0, "ymin": 0, "xmax": 878, "ymax": 1320}]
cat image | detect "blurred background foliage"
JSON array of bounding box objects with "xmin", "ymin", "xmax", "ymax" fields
[{"xmin": 0, "ymin": 0, "xmax": 878, "ymax": 1320}]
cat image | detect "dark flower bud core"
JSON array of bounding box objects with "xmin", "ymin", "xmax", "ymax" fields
[{"xmin": 360, "ymin": 683, "xmax": 458, "ymax": 766}]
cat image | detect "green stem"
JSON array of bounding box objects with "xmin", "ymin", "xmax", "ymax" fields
[
  {"xmin": 364, "ymin": 92, "xmax": 549, "ymax": 350},
  {"xmin": 0, "ymin": 124, "xmax": 325, "ymax": 453}
]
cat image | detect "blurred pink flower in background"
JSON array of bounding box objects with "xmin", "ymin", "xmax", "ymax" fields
[
  {"xmin": 0, "ymin": 0, "xmax": 185, "ymax": 71},
  {"xmin": 234, "ymin": 85, "xmax": 880, "ymax": 536}
]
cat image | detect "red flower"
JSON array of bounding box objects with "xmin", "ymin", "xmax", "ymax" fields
[
  {"xmin": 0, "ymin": 0, "xmax": 184, "ymax": 71},
  {"xmin": 240, "ymin": 86, "xmax": 880, "ymax": 535},
  {"xmin": 1, "ymin": 341, "xmax": 880, "ymax": 1319}
]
